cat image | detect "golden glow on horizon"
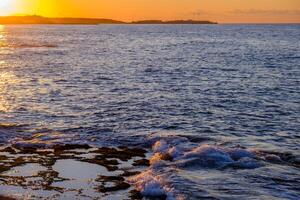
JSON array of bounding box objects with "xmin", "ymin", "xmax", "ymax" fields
[{"xmin": 1, "ymin": 0, "xmax": 300, "ymax": 23}]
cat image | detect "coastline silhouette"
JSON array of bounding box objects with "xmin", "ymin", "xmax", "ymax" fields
[{"xmin": 0, "ymin": 15, "xmax": 217, "ymax": 24}]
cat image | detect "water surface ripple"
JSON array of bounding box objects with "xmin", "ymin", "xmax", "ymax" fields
[{"xmin": 0, "ymin": 25, "xmax": 299, "ymax": 199}]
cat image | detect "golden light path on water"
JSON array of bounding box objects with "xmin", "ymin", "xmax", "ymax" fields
[
  {"xmin": 0, "ymin": 25, "xmax": 49, "ymax": 122},
  {"xmin": 0, "ymin": 25, "xmax": 19, "ymax": 113},
  {"xmin": 0, "ymin": 25, "xmax": 6, "ymax": 47}
]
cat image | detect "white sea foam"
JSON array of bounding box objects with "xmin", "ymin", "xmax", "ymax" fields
[
  {"xmin": 130, "ymin": 135, "xmax": 261, "ymax": 199},
  {"xmin": 128, "ymin": 169, "xmax": 178, "ymax": 200},
  {"xmin": 168, "ymin": 146, "xmax": 183, "ymax": 158},
  {"xmin": 153, "ymin": 140, "xmax": 169, "ymax": 153}
]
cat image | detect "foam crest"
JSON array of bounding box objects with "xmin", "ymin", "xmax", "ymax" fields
[
  {"xmin": 168, "ymin": 146, "xmax": 183, "ymax": 158},
  {"xmin": 128, "ymin": 169, "xmax": 178, "ymax": 200},
  {"xmin": 180, "ymin": 144, "xmax": 234, "ymax": 168},
  {"xmin": 150, "ymin": 153, "xmax": 172, "ymax": 166},
  {"xmin": 153, "ymin": 140, "xmax": 170, "ymax": 153},
  {"xmin": 130, "ymin": 137, "xmax": 262, "ymax": 199},
  {"xmin": 149, "ymin": 139, "xmax": 259, "ymax": 169}
]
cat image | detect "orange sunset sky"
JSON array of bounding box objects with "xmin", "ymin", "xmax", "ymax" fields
[{"xmin": 0, "ymin": 0, "xmax": 299, "ymax": 23}]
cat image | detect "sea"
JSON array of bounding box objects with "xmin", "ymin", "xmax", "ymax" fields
[{"xmin": 0, "ymin": 24, "xmax": 299, "ymax": 199}]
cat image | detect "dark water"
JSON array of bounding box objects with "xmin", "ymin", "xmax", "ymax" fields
[{"xmin": 0, "ymin": 25, "xmax": 299, "ymax": 199}]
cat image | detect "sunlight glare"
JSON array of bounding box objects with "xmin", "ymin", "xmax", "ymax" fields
[{"xmin": 0, "ymin": 0, "xmax": 14, "ymax": 16}]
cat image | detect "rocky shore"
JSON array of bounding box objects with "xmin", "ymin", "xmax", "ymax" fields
[{"xmin": 0, "ymin": 144, "xmax": 150, "ymax": 199}]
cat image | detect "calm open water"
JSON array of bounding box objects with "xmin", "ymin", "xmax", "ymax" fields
[{"xmin": 0, "ymin": 25, "xmax": 299, "ymax": 199}]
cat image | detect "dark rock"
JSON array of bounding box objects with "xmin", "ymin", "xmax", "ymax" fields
[
  {"xmin": 133, "ymin": 159, "xmax": 150, "ymax": 166},
  {"xmin": 129, "ymin": 190, "xmax": 143, "ymax": 200}
]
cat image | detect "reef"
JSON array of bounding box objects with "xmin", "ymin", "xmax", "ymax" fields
[{"xmin": 0, "ymin": 144, "xmax": 148, "ymax": 199}]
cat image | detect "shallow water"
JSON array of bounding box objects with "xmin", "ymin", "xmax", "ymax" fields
[{"xmin": 0, "ymin": 24, "xmax": 299, "ymax": 199}]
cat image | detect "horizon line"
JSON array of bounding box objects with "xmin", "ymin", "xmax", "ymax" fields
[{"xmin": 0, "ymin": 15, "xmax": 299, "ymax": 24}]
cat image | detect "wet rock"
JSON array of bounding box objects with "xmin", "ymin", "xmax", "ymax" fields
[
  {"xmin": 97, "ymin": 181, "xmax": 131, "ymax": 193},
  {"xmin": 133, "ymin": 159, "xmax": 150, "ymax": 166},
  {"xmin": 12, "ymin": 146, "xmax": 38, "ymax": 154},
  {"xmin": 129, "ymin": 190, "xmax": 143, "ymax": 200},
  {"xmin": 1, "ymin": 147, "xmax": 17, "ymax": 154},
  {"xmin": 96, "ymin": 175, "xmax": 131, "ymax": 193},
  {"xmin": 122, "ymin": 170, "xmax": 141, "ymax": 177},
  {"xmin": 0, "ymin": 155, "xmax": 7, "ymax": 160},
  {"xmin": 53, "ymin": 144, "xmax": 91, "ymax": 151},
  {"xmin": 0, "ymin": 195, "xmax": 16, "ymax": 200},
  {"xmin": 96, "ymin": 175, "xmax": 125, "ymax": 182},
  {"xmin": 91, "ymin": 147, "xmax": 147, "ymax": 161},
  {"xmin": 82, "ymin": 157, "xmax": 119, "ymax": 171},
  {"xmin": 0, "ymin": 145, "xmax": 146, "ymax": 199},
  {"xmin": 0, "ymin": 165, "xmax": 10, "ymax": 173}
]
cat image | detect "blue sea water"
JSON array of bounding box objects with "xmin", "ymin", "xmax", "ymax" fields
[{"xmin": 0, "ymin": 24, "xmax": 299, "ymax": 199}]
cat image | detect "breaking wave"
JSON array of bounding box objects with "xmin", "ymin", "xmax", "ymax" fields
[{"xmin": 128, "ymin": 133, "xmax": 300, "ymax": 200}]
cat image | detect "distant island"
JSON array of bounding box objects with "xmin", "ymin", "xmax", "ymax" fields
[
  {"xmin": 0, "ymin": 16, "xmax": 217, "ymax": 25},
  {"xmin": 131, "ymin": 20, "xmax": 217, "ymax": 24}
]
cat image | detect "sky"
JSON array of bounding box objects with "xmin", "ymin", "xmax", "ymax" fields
[{"xmin": 0, "ymin": 0, "xmax": 300, "ymax": 23}]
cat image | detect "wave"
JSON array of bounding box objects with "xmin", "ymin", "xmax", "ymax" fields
[
  {"xmin": 129, "ymin": 143, "xmax": 259, "ymax": 199},
  {"xmin": 3, "ymin": 129, "xmax": 299, "ymax": 199},
  {"xmin": 0, "ymin": 123, "xmax": 31, "ymax": 145},
  {"xmin": 128, "ymin": 133, "xmax": 299, "ymax": 199}
]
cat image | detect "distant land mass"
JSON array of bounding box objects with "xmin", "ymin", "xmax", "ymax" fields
[
  {"xmin": 0, "ymin": 16, "xmax": 217, "ymax": 25},
  {"xmin": 131, "ymin": 20, "xmax": 217, "ymax": 24},
  {"xmin": 0, "ymin": 16, "xmax": 125, "ymax": 24}
]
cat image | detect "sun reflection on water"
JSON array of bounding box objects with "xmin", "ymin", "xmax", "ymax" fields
[
  {"xmin": 0, "ymin": 27, "xmax": 13, "ymax": 58},
  {"xmin": 0, "ymin": 25, "xmax": 13, "ymax": 52},
  {"xmin": 0, "ymin": 72, "xmax": 14, "ymax": 113},
  {"xmin": 0, "ymin": 70, "xmax": 20, "ymax": 113},
  {"xmin": 0, "ymin": 25, "xmax": 6, "ymax": 47},
  {"xmin": 0, "ymin": 25, "xmax": 17, "ymax": 113}
]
